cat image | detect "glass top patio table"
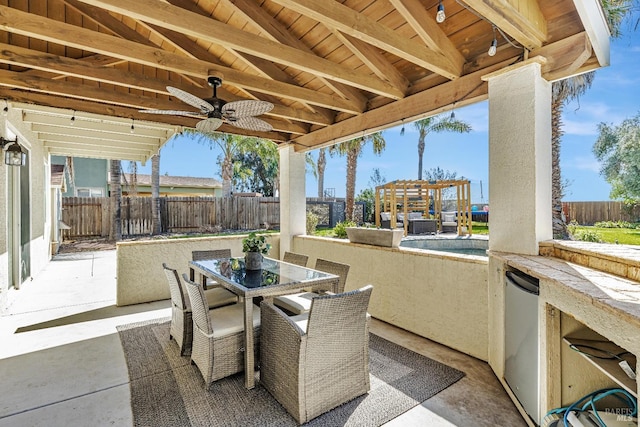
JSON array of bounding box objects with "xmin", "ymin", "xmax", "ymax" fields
[
  {"xmin": 191, "ymin": 257, "xmax": 338, "ymax": 297},
  {"xmin": 189, "ymin": 256, "xmax": 339, "ymax": 389}
]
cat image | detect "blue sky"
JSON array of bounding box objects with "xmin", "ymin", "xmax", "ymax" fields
[{"xmin": 137, "ymin": 16, "xmax": 640, "ymax": 204}]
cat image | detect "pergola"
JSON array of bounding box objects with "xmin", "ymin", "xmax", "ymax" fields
[{"xmin": 375, "ymin": 179, "xmax": 472, "ymax": 236}]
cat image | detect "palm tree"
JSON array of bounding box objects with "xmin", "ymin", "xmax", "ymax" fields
[
  {"xmin": 329, "ymin": 132, "xmax": 386, "ymax": 221},
  {"xmin": 151, "ymin": 153, "xmax": 161, "ymax": 235},
  {"xmin": 412, "ymin": 114, "xmax": 471, "ymax": 180},
  {"xmin": 317, "ymin": 148, "xmax": 326, "ymax": 198},
  {"xmin": 551, "ymin": 74, "xmax": 594, "ymax": 239},
  {"xmin": 551, "ymin": 0, "xmax": 631, "ymax": 239},
  {"xmin": 188, "ymin": 131, "xmax": 258, "ymax": 197}
]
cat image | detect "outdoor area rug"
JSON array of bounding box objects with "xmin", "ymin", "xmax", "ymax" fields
[{"xmin": 117, "ymin": 318, "xmax": 465, "ymax": 427}]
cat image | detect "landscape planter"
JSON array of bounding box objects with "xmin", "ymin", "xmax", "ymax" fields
[{"xmin": 346, "ymin": 227, "xmax": 403, "ymax": 248}]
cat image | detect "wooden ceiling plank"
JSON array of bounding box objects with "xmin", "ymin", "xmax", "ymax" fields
[
  {"xmin": 268, "ymin": 0, "xmax": 462, "ymax": 80},
  {"xmin": 37, "ymin": 133, "xmax": 162, "ymax": 151},
  {"xmin": 0, "ymin": 68, "xmax": 300, "ymax": 135},
  {"xmin": 44, "ymin": 145, "xmax": 150, "ymax": 162},
  {"xmin": 388, "ymin": 0, "xmax": 465, "ymax": 70},
  {"xmin": 0, "ymin": 43, "xmax": 330, "ymax": 126},
  {"xmin": 73, "ymin": 0, "xmax": 404, "ymax": 99},
  {"xmin": 23, "ymin": 113, "xmax": 171, "ymax": 138},
  {"xmin": 332, "ymin": 31, "xmax": 408, "ymax": 93},
  {"xmin": 63, "ymin": 0, "xmax": 153, "ymax": 45},
  {"xmin": 218, "ymin": 0, "xmax": 369, "ymax": 108},
  {"xmin": 0, "ymin": 5, "xmax": 361, "ymax": 113},
  {"xmin": 461, "ymin": 0, "xmax": 547, "ymax": 50}
]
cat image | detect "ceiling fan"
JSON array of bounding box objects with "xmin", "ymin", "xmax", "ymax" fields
[{"xmin": 140, "ymin": 77, "xmax": 274, "ymax": 133}]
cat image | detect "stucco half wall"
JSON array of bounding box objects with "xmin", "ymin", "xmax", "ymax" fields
[
  {"xmin": 116, "ymin": 234, "xmax": 280, "ymax": 306},
  {"xmin": 293, "ymin": 235, "xmax": 489, "ymax": 361}
]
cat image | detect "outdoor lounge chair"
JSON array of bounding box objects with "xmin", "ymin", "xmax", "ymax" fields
[
  {"xmin": 282, "ymin": 251, "xmax": 309, "ymax": 267},
  {"xmin": 260, "ymin": 285, "xmax": 373, "ymax": 424},
  {"xmin": 273, "ymin": 258, "xmax": 350, "ymax": 315},
  {"xmin": 162, "ymin": 263, "xmax": 238, "ymax": 355},
  {"xmin": 182, "ymin": 274, "xmax": 261, "ymax": 388}
]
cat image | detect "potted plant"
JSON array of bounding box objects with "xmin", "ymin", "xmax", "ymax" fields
[{"xmin": 242, "ymin": 232, "xmax": 271, "ymax": 270}]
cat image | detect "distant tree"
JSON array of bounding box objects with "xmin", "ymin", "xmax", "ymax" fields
[
  {"xmin": 231, "ymin": 139, "xmax": 279, "ymax": 195},
  {"xmin": 356, "ymin": 169, "xmax": 387, "ymax": 223},
  {"xmin": 593, "ymin": 111, "xmax": 640, "ymax": 201},
  {"xmin": 424, "ymin": 167, "xmax": 461, "ymax": 202},
  {"xmin": 412, "ymin": 114, "xmax": 471, "ymax": 180},
  {"xmin": 329, "ymin": 132, "xmax": 386, "ymax": 221},
  {"xmin": 368, "ymin": 168, "xmax": 386, "ymax": 189},
  {"xmin": 187, "ymin": 131, "xmax": 261, "ymax": 197},
  {"xmin": 109, "ymin": 160, "xmax": 122, "ymax": 241}
]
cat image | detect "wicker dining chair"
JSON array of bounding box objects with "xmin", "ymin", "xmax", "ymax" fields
[
  {"xmin": 191, "ymin": 249, "xmax": 232, "ymax": 289},
  {"xmin": 163, "ymin": 263, "xmax": 238, "ymax": 356},
  {"xmin": 273, "ymin": 258, "xmax": 350, "ymax": 315},
  {"xmin": 282, "ymin": 251, "xmax": 309, "ymax": 267},
  {"xmin": 182, "ymin": 274, "xmax": 261, "ymax": 388},
  {"xmin": 260, "ymin": 285, "xmax": 373, "ymax": 424}
]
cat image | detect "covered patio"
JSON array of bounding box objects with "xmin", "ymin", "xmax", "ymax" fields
[{"xmin": 2, "ymin": 1, "xmax": 635, "ymax": 426}]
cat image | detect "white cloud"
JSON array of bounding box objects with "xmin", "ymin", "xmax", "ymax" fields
[{"xmin": 566, "ymin": 156, "xmax": 601, "ymax": 172}]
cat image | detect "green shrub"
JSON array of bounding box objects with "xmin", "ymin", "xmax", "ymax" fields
[
  {"xmin": 306, "ymin": 211, "xmax": 319, "ymax": 235},
  {"xmin": 333, "ymin": 220, "xmax": 356, "ymax": 239},
  {"xmin": 593, "ymin": 220, "xmax": 633, "ymax": 229},
  {"xmin": 572, "ymin": 229, "xmax": 603, "ymax": 243}
]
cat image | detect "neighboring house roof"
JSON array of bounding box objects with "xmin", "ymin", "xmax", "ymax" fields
[
  {"xmin": 115, "ymin": 173, "xmax": 222, "ymax": 189},
  {"xmin": 51, "ymin": 164, "xmax": 66, "ymax": 190}
]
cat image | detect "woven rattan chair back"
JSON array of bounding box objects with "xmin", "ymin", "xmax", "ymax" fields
[
  {"xmin": 314, "ymin": 258, "xmax": 350, "ymax": 293},
  {"xmin": 163, "ymin": 263, "xmax": 193, "ymax": 355},
  {"xmin": 307, "ymin": 285, "xmax": 372, "ymax": 338},
  {"xmin": 260, "ymin": 284, "xmax": 373, "ymax": 424},
  {"xmin": 183, "ymin": 274, "xmax": 214, "ymax": 336},
  {"xmin": 192, "ymin": 248, "xmax": 232, "ymax": 261},
  {"xmin": 282, "ymin": 251, "xmax": 309, "ymax": 267},
  {"xmin": 163, "ymin": 263, "xmax": 187, "ymax": 310}
]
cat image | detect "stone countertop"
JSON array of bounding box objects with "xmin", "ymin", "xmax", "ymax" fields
[{"xmin": 490, "ymin": 246, "xmax": 640, "ymax": 355}]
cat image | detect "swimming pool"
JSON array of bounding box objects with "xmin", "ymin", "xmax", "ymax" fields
[{"xmin": 400, "ymin": 237, "xmax": 489, "ymax": 257}]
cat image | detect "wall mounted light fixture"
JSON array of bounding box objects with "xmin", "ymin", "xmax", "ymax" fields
[{"xmin": 0, "ymin": 136, "xmax": 26, "ymax": 166}]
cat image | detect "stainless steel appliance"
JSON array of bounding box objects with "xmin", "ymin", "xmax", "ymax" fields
[{"xmin": 504, "ymin": 269, "xmax": 540, "ymax": 425}]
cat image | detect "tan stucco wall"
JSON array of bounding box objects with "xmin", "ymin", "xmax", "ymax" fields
[
  {"xmin": 293, "ymin": 236, "xmax": 490, "ymax": 360},
  {"xmin": 116, "ymin": 234, "xmax": 280, "ymax": 306}
]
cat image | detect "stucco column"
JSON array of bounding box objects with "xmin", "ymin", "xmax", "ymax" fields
[
  {"xmin": 279, "ymin": 143, "xmax": 306, "ymax": 257},
  {"xmin": 485, "ymin": 59, "xmax": 552, "ymax": 255}
]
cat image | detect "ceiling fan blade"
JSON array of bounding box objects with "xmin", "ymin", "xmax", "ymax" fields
[
  {"xmin": 167, "ymin": 86, "xmax": 215, "ymax": 113},
  {"xmin": 229, "ymin": 116, "xmax": 273, "ymax": 132},
  {"xmin": 222, "ymin": 100, "xmax": 273, "ymax": 118},
  {"xmin": 196, "ymin": 118, "xmax": 223, "ymax": 133},
  {"xmin": 139, "ymin": 109, "xmax": 203, "ymax": 117}
]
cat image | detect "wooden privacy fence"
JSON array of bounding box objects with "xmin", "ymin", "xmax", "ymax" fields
[
  {"xmin": 63, "ymin": 197, "xmax": 267, "ymax": 238},
  {"xmin": 61, "ymin": 197, "xmax": 358, "ymax": 238},
  {"xmin": 562, "ymin": 201, "xmax": 640, "ymax": 225}
]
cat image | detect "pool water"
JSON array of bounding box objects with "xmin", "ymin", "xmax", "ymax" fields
[{"xmin": 400, "ymin": 238, "xmax": 489, "ymax": 257}]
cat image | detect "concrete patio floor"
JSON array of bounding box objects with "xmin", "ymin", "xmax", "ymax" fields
[{"xmin": 0, "ymin": 249, "xmax": 526, "ymax": 427}]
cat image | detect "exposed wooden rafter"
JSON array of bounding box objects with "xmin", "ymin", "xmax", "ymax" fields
[{"xmin": 461, "ymin": 0, "xmax": 547, "ymax": 50}]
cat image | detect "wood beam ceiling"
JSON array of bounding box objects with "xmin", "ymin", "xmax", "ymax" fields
[
  {"xmin": 0, "ymin": 5, "xmax": 362, "ymax": 114},
  {"xmin": 462, "ymin": 0, "xmax": 547, "ymax": 50}
]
